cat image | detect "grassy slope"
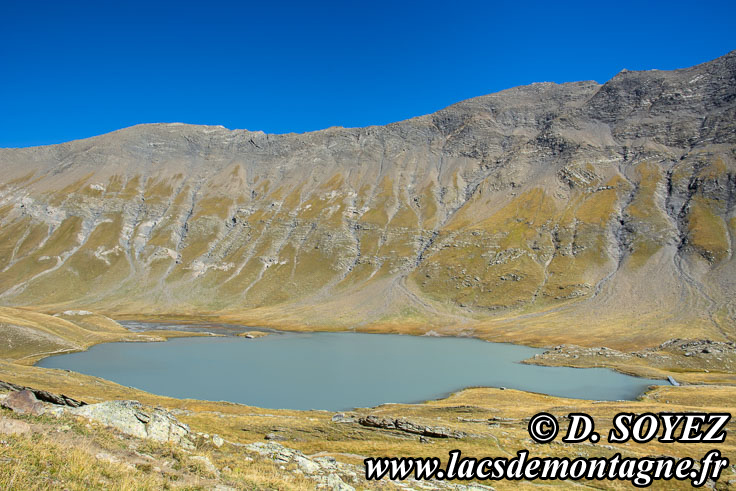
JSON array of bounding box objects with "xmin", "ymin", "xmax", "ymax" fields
[
  {"xmin": 0, "ymin": 410, "xmax": 321, "ymax": 490},
  {"xmin": 5, "ymin": 156, "xmax": 733, "ymax": 354},
  {"xmin": 0, "ymin": 306, "xmax": 208, "ymax": 365}
]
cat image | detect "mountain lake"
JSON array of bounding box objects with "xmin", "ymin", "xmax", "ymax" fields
[{"xmin": 37, "ymin": 324, "xmax": 663, "ymax": 410}]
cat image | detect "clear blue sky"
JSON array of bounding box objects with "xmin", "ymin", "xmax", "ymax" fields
[{"xmin": 1, "ymin": 0, "xmax": 734, "ymax": 148}]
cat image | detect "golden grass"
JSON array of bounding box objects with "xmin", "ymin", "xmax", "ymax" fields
[
  {"xmin": 0, "ymin": 306, "xmax": 209, "ymax": 366},
  {"xmin": 0, "ymin": 410, "xmax": 321, "ymax": 490},
  {"xmin": 624, "ymin": 162, "xmax": 673, "ymax": 269},
  {"xmin": 687, "ymin": 196, "xmax": 730, "ymax": 262},
  {"xmin": 0, "ymin": 432, "xmax": 161, "ymax": 490},
  {"xmin": 0, "ymin": 216, "xmax": 83, "ymax": 294},
  {"xmin": 48, "ymin": 174, "xmax": 94, "ymax": 206}
]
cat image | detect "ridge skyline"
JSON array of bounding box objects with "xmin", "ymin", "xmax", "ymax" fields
[{"xmin": 3, "ymin": 49, "xmax": 733, "ymax": 150}]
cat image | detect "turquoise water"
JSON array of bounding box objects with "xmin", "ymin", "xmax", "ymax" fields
[{"xmin": 38, "ymin": 331, "xmax": 661, "ymax": 410}]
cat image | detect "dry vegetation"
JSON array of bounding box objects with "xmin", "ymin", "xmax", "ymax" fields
[{"xmin": 0, "ymin": 411, "xmax": 320, "ymax": 490}]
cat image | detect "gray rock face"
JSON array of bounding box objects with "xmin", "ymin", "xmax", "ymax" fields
[{"xmin": 69, "ymin": 400, "xmax": 193, "ymax": 448}]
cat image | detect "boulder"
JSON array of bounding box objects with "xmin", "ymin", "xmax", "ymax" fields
[
  {"xmin": 70, "ymin": 400, "xmax": 193, "ymax": 448},
  {"xmin": 1, "ymin": 390, "xmax": 45, "ymax": 416}
]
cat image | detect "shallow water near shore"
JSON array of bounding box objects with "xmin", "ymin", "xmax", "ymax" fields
[{"xmin": 37, "ymin": 328, "xmax": 662, "ymax": 410}]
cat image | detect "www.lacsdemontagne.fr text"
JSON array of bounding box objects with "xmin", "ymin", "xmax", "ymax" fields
[
  {"xmin": 364, "ymin": 449, "xmax": 728, "ymax": 487},
  {"xmin": 364, "ymin": 411, "xmax": 731, "ymax": 487}
]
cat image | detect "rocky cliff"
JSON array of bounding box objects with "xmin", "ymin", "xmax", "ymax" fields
[{"xmin": 1, "ymin": 52, "xmax": 734, "ymax": 347}]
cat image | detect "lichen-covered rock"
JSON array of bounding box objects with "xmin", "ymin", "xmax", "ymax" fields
[
  {"xmin": 69, "ymin": 400, "xmax": 193, "ymax": 448},
  {"xmin": 245, "ymin": 441, "xmax": 496, "ymax": 490}
]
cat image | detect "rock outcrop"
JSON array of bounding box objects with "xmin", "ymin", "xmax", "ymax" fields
[
  {"xmin": 245, "ymin": 442, "xmax": 358, "ymax": 490},
  {"xmin": 529, "ymin": 338, "xmax": 736, "ymax": 373},
  {"xmin": 69, "ymin": 400, "xmax": 194, "ymax": 448},
  {"xmin": 0, "ymin": 380, "xmax": 86, "ymax": 408},
  {"xmin": 358, "ymin": 415, "xmax": 467, "ymax": 438}
]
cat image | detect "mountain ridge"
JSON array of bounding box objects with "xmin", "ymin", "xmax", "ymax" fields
[
  {"xmin": 1, "ymin": 50, "xmax": 734, "ymax": 349},
  {"xmin": 1, "ymin": 78, "xmax": 605, "ymax": 151}
]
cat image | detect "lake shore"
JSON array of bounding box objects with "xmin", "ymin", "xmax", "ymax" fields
[{"xmin": 6, "ymin": 303, "xmax": 734, "ymax": 386}]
